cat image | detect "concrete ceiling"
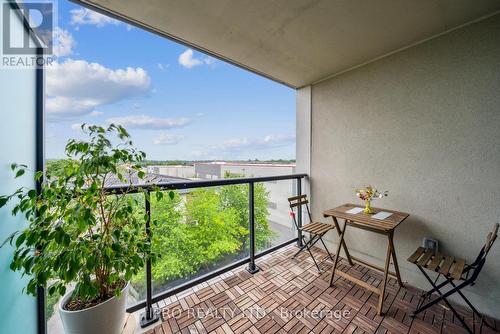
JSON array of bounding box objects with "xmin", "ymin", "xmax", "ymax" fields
[{"xmin": 74, "ymin": 0, "xmax": 500, "ymax": 88}]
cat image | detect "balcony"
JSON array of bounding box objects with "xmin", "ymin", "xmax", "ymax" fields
[
  {"xmin": 35, "ymin": 172, "xmax": 497, "ymax": 334},
  {"xmin": 139, "ymin": 244, "xmax": 499, "ymax": 334},
  {"xmin": 1, "ymin": 1, "xmax": 500, "ymax": 334},
  {"xmin": 42, "ymin": 173, "xmax": 307, "ymax": 334}
]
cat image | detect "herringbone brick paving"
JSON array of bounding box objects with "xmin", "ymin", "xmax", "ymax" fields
[{"xmin": 141, "ymin": 245, "xmax": 499, "ymax": 334}]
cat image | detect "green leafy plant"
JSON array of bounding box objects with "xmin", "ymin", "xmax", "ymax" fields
[{"xmin": 0, "ymin": 124, "xmax": 155, "ymax": 310}]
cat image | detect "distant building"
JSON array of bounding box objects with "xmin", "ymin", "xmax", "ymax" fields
[
  {"xmin": 194, "ymin": 162, "xmax": 295, "ymax": 179},
  {"xmin": 146, "ymin": 165, "xmax": 195, "ymax": 179}
]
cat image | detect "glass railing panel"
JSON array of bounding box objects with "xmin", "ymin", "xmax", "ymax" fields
[
  {"xmin": 255, "ymin": 179, "xmax": 297, "ymax": 253},
  {"xmin": 47, "ymin": 176, "xmax": 304, "ymax": 331},
  {"xmin": 47, "ymin": 288, "xmax": 65, "ymax": 334},
  {"xmin": 147, "ymin": 186, "xmax": 250, "ymax": 297},
  {"xmin": 126, "ymin": 192, "xmax": 147, "ymax": 307}
]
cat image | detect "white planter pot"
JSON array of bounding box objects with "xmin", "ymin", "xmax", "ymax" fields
[{"xmin": 59, "ymin": 282, "xmax": 129, "ymax": 334}]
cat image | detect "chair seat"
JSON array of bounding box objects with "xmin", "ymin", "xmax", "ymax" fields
[
  {"xmin": 407, "ymin": 247, "xmax": 466, "ymax": 280},
  {"xmin": 301, "ymin": 221, "xmax": 334, "ymax": 235}
]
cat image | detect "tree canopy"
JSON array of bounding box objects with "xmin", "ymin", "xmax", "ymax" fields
[{"xmin": 132, "ymin": 173, "xmax": 276, "ymax": 296}]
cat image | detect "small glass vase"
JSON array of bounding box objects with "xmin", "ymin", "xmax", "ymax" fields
[{"xmin": 363, "ymin": 199, "xmax": 374, "ymax": 214}]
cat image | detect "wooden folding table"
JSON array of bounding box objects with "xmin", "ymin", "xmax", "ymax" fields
[{"xmin": 323, "ymin": 203, "xmax": 409, "ymax": 315}]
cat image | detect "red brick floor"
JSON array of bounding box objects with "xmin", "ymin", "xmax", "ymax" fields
[{"xmin": 142, "ymin": 245, "xmax": 499, "ymax": 334}]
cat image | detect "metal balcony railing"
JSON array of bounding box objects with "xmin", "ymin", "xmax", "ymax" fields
[{"xmin": 100, "ymin": 173, "xmax": 307, "ymax": 328}]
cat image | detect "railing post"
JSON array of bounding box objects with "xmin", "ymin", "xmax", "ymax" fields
[
  {"xmin": 247, "ymin": 182, "xmax": 259, "ymax": 273},
  {"xmin": 297, "ymin": 178, "xmax": 303, "ymax": 247},
  {"xmin": 140, "ymin": 190, "xmax": 160, "ymax": 328},
  {"xmin": 35, "ymin": 45, "xmax": 47, "ymax": 334}
]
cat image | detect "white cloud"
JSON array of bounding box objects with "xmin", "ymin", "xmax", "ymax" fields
[
  {"xmin": 106, "ymin": 115, "xmax": 191, "ymax": 130},
  {"xmin": 178, "ymin": 49, "xmax": 214, "ymax": 69},
  {"xmin": 217, "ymin": 134, "xmax": 295, "ymax": 152},
  {"xmin": 203, "ymin": 57, "xmax": 216, "ymax": 66},
  {"xmin": 153, "ymin": 133, "xmax": 184, "ymax": 145},
  {"xmin": 46, "ymin": 59, "xmax": 150, "ymax": 119},
  {"xmin": 179, "ymin": 49, "xmax": 202, "ymax": 68},
  {"xmin": 46, "ymin": 96, "xmax": 98, "ymax": 117},
  {"xmin": 70, "ymin": 8, "xmax": 120, "ymax": 28},
  {"xmin": 90, "ymin": 111, "xmax": 103, "ymax": 117},
  {"xmin": 262, "ymin": 134, "xmax": 296, "ymax": 145},
  {"xmin": 53, "ymin": 27, "xmax": 75, "ymax": 57},
  {"xmin": 192, "ymin": 134, "xmax": 295, "ymax": 158}
]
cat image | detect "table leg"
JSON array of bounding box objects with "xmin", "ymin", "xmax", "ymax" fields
[
  {"xmin": 388, "ymin": 232, "xmax": 404, "ymax": 287},
  {"xmin": 332, "ymin": 217, "xmax": 354, "ymax": 265},
  {"xmin": 329, "ymin": 221, "xmax": 347, "ymax": 286},
  {"xmin": 377, "ymin": 233, "xmax": 393, "ymax": 315}
]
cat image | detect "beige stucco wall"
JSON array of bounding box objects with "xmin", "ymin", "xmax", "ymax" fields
[{"xmin": 307, "ymin": 14, "xmax": 500, "ymax": 317}]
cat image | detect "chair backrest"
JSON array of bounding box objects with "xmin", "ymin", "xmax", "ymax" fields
[
  {"xmin": 287, "ymin": 194, "xmax": 313, "ymax": 230},
  {"xmin": 468, "ymin": 223, "xmax": 499, "ymax": 281},
  {"xmin": 484, "ymin": 223, "xmax": 499, "ymax": 255}
]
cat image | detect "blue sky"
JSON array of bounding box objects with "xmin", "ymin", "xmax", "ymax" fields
[{"xmin": 46, "ymin": 1, "xmax": 295, "ymax": 161}]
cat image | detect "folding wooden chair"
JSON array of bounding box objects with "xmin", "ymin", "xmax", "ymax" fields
[
  {"xmin": 288, "ymin": 194, "xmax": 335, "ymax": 272},
  {"xmin": 407, "ymin": 223, "xmax": 499, "ymax": 334}
]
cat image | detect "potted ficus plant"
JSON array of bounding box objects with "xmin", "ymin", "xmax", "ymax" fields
[{"xmin": 0, "ymin": 124, "xmax": 155, "ymax": 334}]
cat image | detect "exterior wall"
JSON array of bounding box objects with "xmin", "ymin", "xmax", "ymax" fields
[
  {"xmin": 147, "ymin": 165, "xmax": 195, "ymax": 179},
  {"xmin": 0, "ymin": 1, "xmax": 39, "ymax": 332},
  {"xmin": 221, "ymin": 165, "xmax": 296, "ymax": 232},
  {"xmin": 308, "ymin": 15, "xmax": 500, "ymax": 317},
  {"xmin": 195, "ymin": 163, "xmax": 222, "ymax": 179}
]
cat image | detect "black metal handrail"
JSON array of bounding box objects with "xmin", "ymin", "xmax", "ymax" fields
[
  {"xmin": 119, "ymin": 173, "xmax": 307, "ymax": 327},
  {"xmin": 104, "ymin": 173, "xmax": 308, "ymax": 193}
]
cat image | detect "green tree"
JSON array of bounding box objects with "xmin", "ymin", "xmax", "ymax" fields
[
  {"xmin": 131, "ymin": 190, "xmax": 191, "ymax": 294},
  {"xmin": 45, "ymin": 159, "xmax": 79, "ymax": 178},
  {"xmin": 185, "ymin": 188, "xmax": 247, "ymax": 266},
  {"xmin": 150, "ymin": 191, "xmax": 194, "ymax": 282},
  {"xmin": 131, "ymin": 174, "xmax": 275, "ymax": 293},
  {"xmin": 219, "ymin": 172, "xmax": 276, "ymax": 250},
  {"xmin": 132, "ymin": 187, "xmax": 250, "ymax": 293}
]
